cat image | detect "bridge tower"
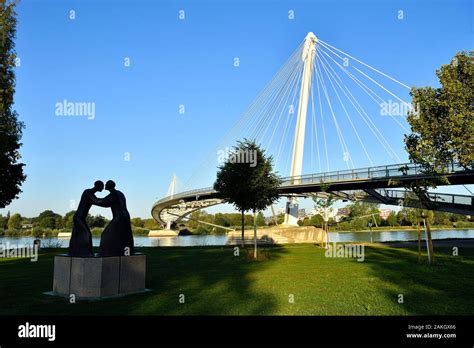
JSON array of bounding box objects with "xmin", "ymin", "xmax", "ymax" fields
[
  {"xmin": 165, "ymin": 173, "xmax": 177, "ymax": 229},
  {"xmin": 284, "ymin": 32, "xmax": 318, "ymax": 226}
]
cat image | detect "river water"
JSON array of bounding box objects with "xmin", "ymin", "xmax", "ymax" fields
[{"xmin": 0, "ymin": 229, "xmax": 473, "ymax": 248}]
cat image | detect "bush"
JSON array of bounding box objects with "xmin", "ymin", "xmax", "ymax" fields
[
  {"xmin": 336, "ymin": 221, "xmax": 352, "ymax": 231},
  {"xmin": 131, "ymin": 227, "xmax": 149, "ymax": 236},
  {"xmin": 41, "ymin": 228, "xmax": 56, "ymax": 237},
  {"xmin": 456, "ymin": 221, "xmax": 474, "ymax": 228},
  {"xmin": 91, "ymin": 227, "xmax": 104, "ymax": 236},
  {"xmin": 32, "ymin": 227, "xmax": 43, "ymax": 238},
  {"xmin": 4, "ymin": 229, "xmax": 21, "ymax": 237},
  {"xmin": 194, "ymin": 226, "xmax": 210, "ymax": 235}
]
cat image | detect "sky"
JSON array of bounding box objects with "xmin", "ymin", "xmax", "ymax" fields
[{"xmin": 1, "ymin": 0, "xmax": 473, "ymax": 219}]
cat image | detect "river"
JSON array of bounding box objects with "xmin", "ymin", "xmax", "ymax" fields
[{"xmin": 0, "ymin": 229, "xmax": 473, "ymax": 248}]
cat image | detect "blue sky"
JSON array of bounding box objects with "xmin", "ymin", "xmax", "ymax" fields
[{"xmin": 2, "ymin": 0, "xmax": 472, "ymax": 219}]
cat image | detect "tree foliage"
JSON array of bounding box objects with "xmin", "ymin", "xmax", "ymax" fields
[
  {"xmin": 7, "ymin": 212, "xmax": 20, "ymax": 229},
  {"xmin": 0, "ymin": 0, "xmax": 25, "ymax": 208},
  {"xmin": 405, "ymin": 51, "xmax": 473, "ymax": 170},
  {"xmin": 214, "ymin": 139, "xmax": 281, "ymax": 252},
  {"xmin": 214, "ymin": 139, "xmax": 281, "ymax": 213}
]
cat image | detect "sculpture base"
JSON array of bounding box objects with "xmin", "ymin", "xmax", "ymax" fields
[{"xmin": 49, "ymin": 253, "xmax": 147, "ymax": 300}]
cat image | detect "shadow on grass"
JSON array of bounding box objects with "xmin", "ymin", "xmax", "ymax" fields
[
  {"xmin": 363, "ymin": 245, "xmax": 474, "ymax": 315},
  {"xmin": 0, "ymin": 245, "xmax": 289, "ymax": 316}
]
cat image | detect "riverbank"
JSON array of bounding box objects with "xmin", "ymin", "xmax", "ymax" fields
[
  {"xmin": 333, "ymin": 226, "xmax": 474, "ymax": 232},
  {"xmin": 0, "ymin": 243, "xmax": 473, "ymax": 315}
]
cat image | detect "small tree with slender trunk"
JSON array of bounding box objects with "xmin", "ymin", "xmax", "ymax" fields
[
  {"xmin": 312, "ymin": 184, "xmax": 339, "ymax": 248},
  {"xmin": 214, "ymin": 139, "xmax": 281, "ymax": 257}
]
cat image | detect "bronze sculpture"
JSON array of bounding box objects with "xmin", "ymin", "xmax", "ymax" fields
[
  {"xmin": 68, "ymin": 180, "xmax": 134, "ymax": 257},
  {"xmin": 68, "ymin": 180, "xmax": 104, "ymax": 257}
]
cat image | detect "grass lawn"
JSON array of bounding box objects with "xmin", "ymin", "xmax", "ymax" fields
[{"xmin": 0, "ymin": 244, "xmax": 473, "ymax": 315}]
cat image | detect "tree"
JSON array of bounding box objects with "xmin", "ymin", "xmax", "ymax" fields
[
  {"xmin": 0, "ymin": 213, "xmax": 9, "ymax": 229},
  {"xmin": 144, "ymin": 218, "xmax": 161, "ymax": 230},
  {"xmin": 0, "ymin": 1, "xmax": 26, "ymax": 208},
  {"xmin": 312, "ymin": 191, "xmax": 339, "ymax": 248},
  {"xmin": 7, "ymin": 212, "xmax": 20, "ymax": 229},
  {"xmin": 405, "ymin": 51, "xmax": 473, "ymax": 170},
  {"xmin": 402, "ymin": 51, "xmax": 473, "ymax": 264},
  {"xmin": 255, "ymin": 212, "xmax": 266, "ymax": 226},
  {"xmin": 130, "ymin": 217, "xmax": 144, "ymax": 228},
  {"xmin": 214, "ymin": 139, "xmax": 281, "ymax": 257},
  {"xmin": 90, "ymin": 215, "xmax": 107, "ymax": 228},
  {"xmin": 63, "ymin": 210, "xmax": 76, "ymax": 229},
  {"xmin": 214, "ymin": 213, "xmax": 231, "ymax": 227},
  {"xmin": 37, "ymin": 210, "xmax": 61, "ymax": 229},
  {"xmin": 310, "ymin": 214, "xmax": 324, "ymax": 227},
  {"xmin": 386, "ymin": 211, "xmax": 398, "ymax": 227}
]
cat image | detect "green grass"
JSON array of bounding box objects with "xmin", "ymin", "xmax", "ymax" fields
[{"xmin": 0, "ymin": 244, "xmax": 473, "ymax": 315}]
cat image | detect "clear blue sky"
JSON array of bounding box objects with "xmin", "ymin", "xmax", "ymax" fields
[{"xmin": 2, "ymin": 0, "xmax": 472, "ymax": 219}]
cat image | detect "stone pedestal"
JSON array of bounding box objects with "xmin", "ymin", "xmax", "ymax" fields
[{"xmin": 51, "ymin": 253, "xmax": 147, "ymax": 299}]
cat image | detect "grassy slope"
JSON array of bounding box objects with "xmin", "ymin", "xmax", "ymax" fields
[{"xmin": 0, "ymin": 244, "xmax": 473, "ymax": 315}]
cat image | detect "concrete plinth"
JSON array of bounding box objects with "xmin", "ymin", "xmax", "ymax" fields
[{"xmin": 51, "ymin": 253, "xmax": 147, "ymax": 300}]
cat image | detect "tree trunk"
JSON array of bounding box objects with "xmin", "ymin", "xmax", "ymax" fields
[
  {"xmin": 241, "ymin": 210, "xmax": 245, "ymax": 248},
  {"xmin": 426, "ymin": 218, "xmax": 435, "ymax": 264},
  {"xmin": 422, "ymin": 217, "xmax": 435, "ymax": 265},
  {"xmin": 325, "ymin": 221, "xmax": 329, "ymax": 249},
  {"xmin": 323, "ymin": 221, "xmax": 328, "ymax": 249},
  {"xmin": 417, "ymin": 221, "xmax": 421, "ymax": 262},
  {"xmin": 253, "ymin": 210, "xmax": 257, "ymax": 259}
]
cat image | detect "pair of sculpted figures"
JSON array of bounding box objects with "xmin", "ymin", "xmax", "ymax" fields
[{"xmin": 69, "ymin": 180, "xmax": 134, "ymax": 257}]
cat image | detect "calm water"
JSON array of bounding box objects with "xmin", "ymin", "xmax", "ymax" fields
[
  {"xmin": 1, "ymin": 229, "xmax": 473, "ymax": 248},
  {"xmin": 330, "ymin": 229, "xmax": 474, "ymax": 243}
]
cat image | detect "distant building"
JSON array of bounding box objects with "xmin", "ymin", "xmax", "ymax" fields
[
  {"xmin": 21, "ymin": 223, "xmax": 33, "ymax": 230},
  {"xmin": 337, "ymin": 208, "xmax": 351, "ymax": 217},
  {"xmin": 298, "ymin": 209, "xmax": 306, "ymax": 218},
  {"xmin": 379, "ymin": 209, "xmax": 392, "ymax": 220}
]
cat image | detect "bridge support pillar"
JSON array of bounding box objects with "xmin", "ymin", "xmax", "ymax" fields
[
  {"xmin": 284, "ymin": 32, "xmax": 318, "ymax": 226},
  {"xmin": 284, "ymin": 198, "xmax": 300, "ymax": 226}
]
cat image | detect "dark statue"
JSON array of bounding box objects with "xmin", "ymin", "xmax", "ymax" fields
[
  {"xmin": 68, "ymin": 180, "xmax": 134, "ymax": 257},
  {"xmin": 68, "ymin": 180, "xmax": 104, "ymax": 256}
]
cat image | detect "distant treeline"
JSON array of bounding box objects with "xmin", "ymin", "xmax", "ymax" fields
[
  {"xmin": 0, "ymin": 210, "xmax": 161, "ymax": 237},
  {"xmin": 1, "ymin": 203, "xmax": 473, "ymax": 237}
]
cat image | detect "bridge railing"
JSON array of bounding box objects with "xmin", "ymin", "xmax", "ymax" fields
[
  {"xmin": 280, "ymin": 162, "xmax": 467, "ymax": 187},
  {"xmin": 153, "ymin": 187, "xmax": 216, "ymax": 206},
  {"xmin": 154, "ymin": 162, "xmax": 470, "ymax": 205},
  {"xmin": 377, "ymin": 189, "xmax": 474, "ymax": 206}
]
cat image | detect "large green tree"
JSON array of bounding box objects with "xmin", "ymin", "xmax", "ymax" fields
[
  {"xmin": 403, "ymin": 51, "xmax": 473, "ymax": 264},
  {"xmin": 0, "ymin": 0, "xmax": 25, "ymax": 208},
  {"xmin": 405, "ymin": 51, "xmax": 473, "ymax": 170},
  {"xmin": 214, "ymin": 139, "xmax": 281, "ymax": 257},
  {"xmin": 37, "ymin": 210, "xmax": 62, "ymax": 229}
]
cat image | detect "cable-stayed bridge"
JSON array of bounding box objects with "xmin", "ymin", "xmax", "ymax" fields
[{"xmin": 152, "ymin": 33, "xmax": 474, "ymax": 226}]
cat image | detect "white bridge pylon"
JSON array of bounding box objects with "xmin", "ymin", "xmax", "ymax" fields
[
  {"xmin": 284, "ymin": 32, "xmax": 318, "ymax": 226},
  {"xmin": 159, "ymin": 31, "xmax": 417, "ymax": 228},
  {"xmin": 165, "ymin": 173, "xmax": 177, "ymax": 229}
]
